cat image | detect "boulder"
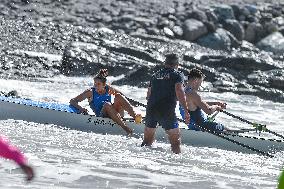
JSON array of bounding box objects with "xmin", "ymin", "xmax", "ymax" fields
[
  {"xmin": 244, "ymin": 22, "xmax": 264, "ymax": 43},
  {"xmin": 223, "ymin": 19, "xmax": 245, "ymax": 41},
  {"xmin": 197, "ymin": 28, "xmax": 231, "ymax": 50},
  {"xmin": 213, "ymin": 5, "xmax": 235, "ymax": 22},
  {"xmin": 188, "ymin": 9, "xmax": 208, "ymax": 22},
  {"xmin": 183, "ymin": 19, "xmax": 208, "ymax": 41},
  {"xmin": 256, "ymin": 32, "xmax": 284, "ymax": 55},
  {"xmin": 206, "ymin": 10, "xmax": 218, "ymax": 23}
]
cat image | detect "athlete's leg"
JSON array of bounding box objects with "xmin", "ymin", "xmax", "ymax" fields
[
  {"xmin": 142, "ymin": 127, "xmax": 156, "ymax": 146},
  {"xmin": 166, "ymin": 128, "xmax": 181, "ymax": 154},
  {"xmin": 142, "ymin": 112, "xmax": 157, "ymax": 146},
  {"xmin": 113, "ymin": 93, "xmax": 136, "ymax": 118},
  {"xmin": 160, "ymin": 114, "xmax": 181, "ymax": 154},
  {"xmin": 102, "ymin": 102, "xmax": 132, "ymax": 135}
]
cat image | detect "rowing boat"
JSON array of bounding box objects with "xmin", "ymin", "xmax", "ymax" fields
[{"xmin": 0, "ymin": 95, "xmax": 283, "ymax": 154}]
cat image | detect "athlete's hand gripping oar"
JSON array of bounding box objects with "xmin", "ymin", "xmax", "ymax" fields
[
  {"xmin": 221, "ymin": 110, "xmax": 284, "ymax": 140},
  {"xmin": 123, "ymin": 97, "xmax": 274, "ymax": 157}
]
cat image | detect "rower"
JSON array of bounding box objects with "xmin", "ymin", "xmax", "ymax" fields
[
  {"xmin": 180, "ymin": 68, "xmax": 229, "ymax": 132},
  {"xmin": 70, "ymin": 69, "xmax": 141, "ymax": 135}
]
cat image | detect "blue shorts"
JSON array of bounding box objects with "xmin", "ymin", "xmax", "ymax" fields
[
  {"xmin": 145, "ymin": 114, "xmax": 179, "ymax": 130},
  {"xmin": 145, "ymin": 101, "xmax": 178, "ymax": 130}
]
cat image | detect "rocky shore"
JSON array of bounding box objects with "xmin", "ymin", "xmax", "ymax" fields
[{"xmin": 0, "ymin": 0, "xmax": 284, "ymax": 102}]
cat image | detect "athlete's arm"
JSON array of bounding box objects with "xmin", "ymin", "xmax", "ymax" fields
[
  {"xmin": 193, "ymin": 93, "xmax": 222, "ymax": 115},
  {"xmin": 0, "ymin": 137, "xmax": 34, "ymax": 181},
  {"xmin": 69, "ymin": 89, "xmax": 91, "ymax": 114},
  {"xmin": 175, "ymin": 83, "xmax": 190, "ymax": 124},
  {"xmin": 206, "ymin": 101, "xmax": 227, "ymax": 109},
  {"xmin": 0, "ymin": 137, "xmax": 26, "ymax": 165}
]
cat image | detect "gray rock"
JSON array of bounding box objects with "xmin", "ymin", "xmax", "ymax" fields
[
  {"xmin": 146, "ymin": 27, "xmax": 160, "ymax": 35},
  {"xmin": 231, "ymin": 4, "xmax": 241, "ymax": 19},
  {"xmin": 172, "ymin": 25, "xmax": 183, "ymax": 38},
  {"xmin": 266, "ymin": 23, "xmax": 278, "ymax": 35},
  {"xmin": 240, "ymin": 6, "xmax": 251, "ymax": 17},
  {"xmin": 246, "ymin": 15, "xmax": 259, "ymax": 23},
  {"xmin": 188, "ymin": 9, "xmax": 208, "ymax": 22},
  {"xmin": 197, "ymin": 28, "xmax": 231, "ymax": 50},
  {"xmin": 223, "ymin": 19, "xmax": 245, "ymax": 41},
  {"xmin": 244, "ymin": 22, "xmax": 264, "ymax": 43},
  {"xmin": 163, "ymin": 27, "xmax": 175, "ymax": 38},
  {"xmin": 206, "ymin": 10, "xmax": 218, "ymax": 23},
  {"xmin": 238, "ymin": 14, "xmax": 246, "ymax": 22},
  {"xmin": 279, "ymin": 26, "xmax": 284, "ymax": 36},
  {"xmin": 203, "ymin": 21, "xmax": 217, "ymax": 33},
  {"xmin": 213, "ymin": 5, "xmax": 235, "ymax": 21},
  {"xmin": 157, "ymin": 17, "xmax": 170, "ymax": 29},
  {"xmin": 183, "ymin": 19, "xmax": 208, "ymax": 41},
  {"xmin": 260, "ymin": 13, "xmax": 273, "ymax": 23},
  {"xmin": 239, "ymin": 41, "xmax": 260, "ymax": 52},
  {"xmin": 273, "ymin": 16, "xmax": 284, "ymax": 27},
  {"xmin": 226, "ymin": 30, "xmax": 242, "ymax": 48},
  {"xmin": 256, "ymin": 32, "xmax": 284, "ymax": 55},
  {"xmin": 120, "ymin": 14, "xmax": 135, "ymax": 22},
  {"xmin": 244, "ymin": 5, "xmax": 258, "ymax": 15}
]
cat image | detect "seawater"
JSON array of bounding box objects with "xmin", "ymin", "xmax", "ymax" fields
[{"xmin": 0, "ymin": 76, "xmax": 283, "ymax": 189}]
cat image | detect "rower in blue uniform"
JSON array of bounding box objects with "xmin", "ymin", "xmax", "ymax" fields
[
  {"xmin": 70, "ymin": 69, "xmax": 141, "ymax": 135},
  {"xmin": 89, "ymin": 83, "xmax": 112, "ymax": 117},
  {"xmin": 180, "ymin": 68, "xmax": 228, "ymax": 132}
]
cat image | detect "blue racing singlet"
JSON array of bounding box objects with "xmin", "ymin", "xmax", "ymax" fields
[{"xmin": 90, "ymin": 86, "xmax": 112, "ymax": 116}]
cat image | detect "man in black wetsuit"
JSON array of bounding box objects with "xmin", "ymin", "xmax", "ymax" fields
[{"xmin": 142, "ymin": 54, "xmax": 190, "ymax": 154}]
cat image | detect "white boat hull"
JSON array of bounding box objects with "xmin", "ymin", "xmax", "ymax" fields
[{"xmin": 0, "ymin": 96, "xmax": 283, "ymax": 154}]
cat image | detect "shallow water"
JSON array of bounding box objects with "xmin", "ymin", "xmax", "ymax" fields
[{"xmin": 0, "ymin": 76, "xmax": 283, "ymax": 188}]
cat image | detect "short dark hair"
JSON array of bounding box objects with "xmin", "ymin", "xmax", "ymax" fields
[
  {"xmin": 164, "ymin": 54, "xmax": 179, "ymax": 65},
  {"xmin": 187, "ymin": 68, "xmax": 205, "ymax": 80}
]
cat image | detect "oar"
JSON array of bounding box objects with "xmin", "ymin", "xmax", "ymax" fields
[
  {"xmin": 188, "ymin": 120, "xmax": 274, "ymax": 158},
  {"xmin": 221, "ymin": 110, "xmax": 284, "ymax": 140},
  {"xmin": 124, "ymin": 97, "xmax": 274, "ymax": 157},
  {"xmin": 125, "ymin": 96, "xmax": 147, "ymax": 108}
]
